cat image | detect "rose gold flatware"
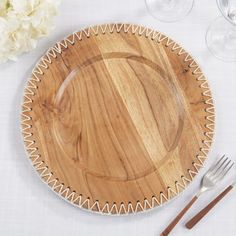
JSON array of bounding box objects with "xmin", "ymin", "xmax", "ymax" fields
[
  {"xmin": 160, "ymin": 155, "xmax": 234, "ymax": 236},
  {"xmin": 186, "ymin": 179, "xmax": 236, "ymax": 229}
]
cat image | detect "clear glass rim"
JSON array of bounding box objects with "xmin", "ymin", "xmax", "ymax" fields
[
  {"xmin": 145, "ymin": 0, "xmax": 194, "ymax": 23},
  {"xmin": 206, "ymin": 16, "xmax": 236, "ymax": 62}
]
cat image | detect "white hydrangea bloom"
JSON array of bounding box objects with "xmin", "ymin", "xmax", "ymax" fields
[{"xmin": 0, "ymin": 0, "xmax": 61, "ymax": 63}]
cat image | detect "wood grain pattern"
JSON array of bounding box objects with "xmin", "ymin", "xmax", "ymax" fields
[{"xmin": 21, "ymin": 24, "xmax": 215, "ymax": 214}]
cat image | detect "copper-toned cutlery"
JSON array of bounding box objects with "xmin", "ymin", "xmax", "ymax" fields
[
  {"xmin": 160, "ymin": 155, "xmax": 234, "ymax": 236},
  {"xmin": 185, "ymin": 180, "xmax": 236, "ymax": 229}
]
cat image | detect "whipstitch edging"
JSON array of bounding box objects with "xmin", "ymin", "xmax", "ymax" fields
[{"xmin": 21, "ymin": 23, "xmax": 215, "ymax": 215}]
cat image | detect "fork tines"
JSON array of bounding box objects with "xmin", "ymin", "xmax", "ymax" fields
[{"xmin": 208, "ymin": 155, "xmax": 234, "ymax": 181}]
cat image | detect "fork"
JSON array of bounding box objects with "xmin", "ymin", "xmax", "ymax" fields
[{"xmin": 161, "ymin": 155, "xmax": 234, "ymax": 236}]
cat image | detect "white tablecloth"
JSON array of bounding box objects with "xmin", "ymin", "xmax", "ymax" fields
[{"xmin": 1, "ymin": 0, "xmax": 236, "ymax": 235}]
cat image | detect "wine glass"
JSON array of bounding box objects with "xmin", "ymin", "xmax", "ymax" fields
[
  {"xmin": 145, "ymin": 0, "xmax": 194, "ymax": 22},
  {"xmin": 206, "ymin": 0, "xmax": 236, "ymax": 62}
]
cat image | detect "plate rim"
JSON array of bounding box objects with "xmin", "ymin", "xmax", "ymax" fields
[{"xmin": 20, "ymin": 23, "xmax": 215, "ymax": 215}]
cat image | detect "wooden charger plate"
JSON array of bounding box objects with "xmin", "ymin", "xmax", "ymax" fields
[{"xmin": 21, "ymin": 24, "xmax": 215, "ymax": 215}]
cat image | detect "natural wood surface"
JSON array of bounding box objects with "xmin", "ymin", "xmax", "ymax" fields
[
  {"xmin": 21, "ymin": 24, "xmax": 215, "ymax": 214},
  {"xmin": 185, "ymin": 185, "xmax": 233, "ymax": 229},
  {"xmin": 161, "ymin": 195, "xmax": 198, "ymax": 236}
]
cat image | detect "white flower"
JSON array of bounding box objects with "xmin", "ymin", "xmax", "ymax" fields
[
  {"xmin": 0, "ymin": 0, "xmax": 9, "ymax": 16},
  {"xmin": 0, "ymin": 0, "xmax": 61, "ymax": 63}
]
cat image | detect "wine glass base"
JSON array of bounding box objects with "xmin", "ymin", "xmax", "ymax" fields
[
  {"xmin": 145, "ymin": 0, "xmax": 194, "ymax": 23},
  {"xmin": 206, "ymin": 16, "xmax": 236, "ymax": 62}
]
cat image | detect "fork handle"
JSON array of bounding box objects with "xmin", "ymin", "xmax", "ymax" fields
[
  {"xmin": 160, "ymin": 195, "xmax": 198, "ymax": 236},
  {"xmin": 185, "ymin": 185, "xmax": 233, "ymax": 229}
]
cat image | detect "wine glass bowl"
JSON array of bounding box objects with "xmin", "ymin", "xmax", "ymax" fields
[
  {"xmin": 206, "ymin": 0, "xmax": 236, "ymax": 62},
  {"xmin": 218, "ymin": 0, "xmax": 236, "ymax": 25}
]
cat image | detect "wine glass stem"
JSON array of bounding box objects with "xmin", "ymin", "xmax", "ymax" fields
[
  {"xmin": 225, "ymin": 27, "xmax": 236, "ymax": 43},
  {"xmin": 162, "ymin": 0, "xmax": 175, "ymax": 8}
]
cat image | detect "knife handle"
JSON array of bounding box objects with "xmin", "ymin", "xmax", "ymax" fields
[
  {"xmin": 160, "ymin": 195, "xmax": 198, "ymax": 236},
  {"xmin": 185, "ymin": 185, "xmax": 233, "ymax": 229}
]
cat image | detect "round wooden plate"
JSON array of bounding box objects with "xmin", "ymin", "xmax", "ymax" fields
[{"xmin": 21, "ymin": 24, "xmax": 215, "ymax": 215}]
